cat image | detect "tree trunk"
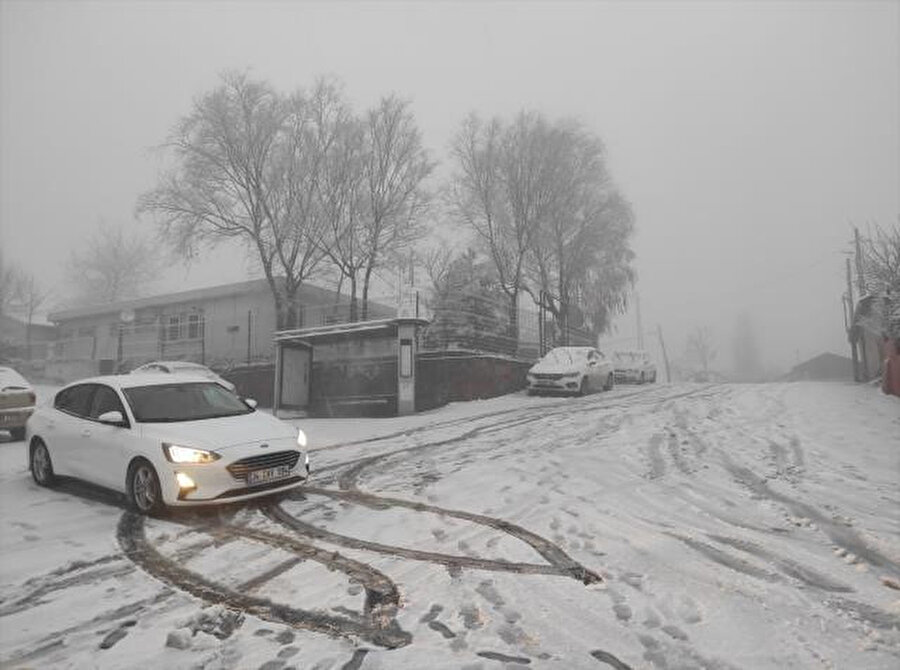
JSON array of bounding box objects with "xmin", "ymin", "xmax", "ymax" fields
[
  {"xmin": 349, "ymin": 274, "xmax": 358, "ymax": 322},
  {"xmin": 361, "ymin": 263, "xmax": 375, "ymax": 321},
  {"xmin": 507, "ymin": 290, "xmax": 519, "ymax": 357}
]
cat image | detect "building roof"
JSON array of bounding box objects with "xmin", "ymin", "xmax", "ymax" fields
[
  {"xmin": 783, "ymin": 352, "xmax": 853, "ymax": 381},
  {"xmin": 47, "ymin": 278, "xmax": 375, "ymax": 323}
]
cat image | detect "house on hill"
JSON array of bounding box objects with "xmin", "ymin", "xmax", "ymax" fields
[{"xmin": 783, "ymin": 352, "xmax": 853, "ymax": 382}]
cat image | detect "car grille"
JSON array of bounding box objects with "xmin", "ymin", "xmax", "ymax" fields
[
  {"xmin": 227, "ymin": 450, "xmax": 300, "ymax": 481},
  {"xmin": 532, "ymin": 373, "xmax": 564, "ymax": 380}
]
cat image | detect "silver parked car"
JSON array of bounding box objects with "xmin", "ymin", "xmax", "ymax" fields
[
  {"xmin": 0, "ymin": 366, "xmax": 36, "ymax": 441},
  {"xmin": 612, "ymin": 350, "xmax": 657, "ymax": 384},
  {"xmin": 526, "ymin": 347, "xmax": 615, "ymax": 396}
]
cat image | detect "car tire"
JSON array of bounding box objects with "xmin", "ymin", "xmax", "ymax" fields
[
  {"xmin": 127, "ymin": 459, "xmax": 166, "ymax": 516},
  {"xmin": 578, "ymin": 376, "xmax": 588, "ymax": 396},
  {"xmin": 604, "ymin": 374, "xmax": 614, "ymax": 391},
  {"xmin": 30, "ymin": 439, "xmax": 56, "ymax": 487},
  {"xmin": 640, "ymin": 372, "xmax": 645, "ymax": 385}
]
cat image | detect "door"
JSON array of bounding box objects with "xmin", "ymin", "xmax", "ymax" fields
[
  {"xmin": 281, "ymin": 346, "xmax": 310, "ymax": 408},
  {"xmin": 49, "ymin": 383, "xmax": 97, "ymax": 477},
  {"xmin": 80, "ymin": 384, "xmax": 134, "ymax": 491}
]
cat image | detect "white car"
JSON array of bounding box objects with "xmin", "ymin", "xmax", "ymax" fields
[
  {"xmin": 130, "ymin": 361, "xmax": 237, "ymax": 393},
  {"xmin": 526, "ymin": 346, "xmax": 615, "ymax": 395},
  {"xmin": 612, "ymin": 350, "xmax": 657, "ymax": 384},
  {"xmin": 26, "ymin": 374, "xmax": 309, "ymax": 515}
]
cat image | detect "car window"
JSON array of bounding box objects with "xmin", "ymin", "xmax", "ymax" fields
[
  {"xmin": 54, "ymin": 384, "xmax": 95, "ymax": 418},
  {"xmin": 123, "ymin": 382, "xmax": 251, "ymax": 423},
  {"xmin": 88, "ymin": 385, "xmax": 126, "ymax": 420}
]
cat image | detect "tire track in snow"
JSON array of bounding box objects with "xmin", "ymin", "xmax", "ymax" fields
[
  {"xmin": 267, "ymin": 488, "xmax": 602, "ymax": 584},
  {"xmin": 116, "ymin": 511, "xmax": 412, "ymax": 648},
  {"xmin": 722, "ymin": 457, "xmax": 900, "ymax": 578}
]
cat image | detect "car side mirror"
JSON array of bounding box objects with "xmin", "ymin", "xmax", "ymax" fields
[
  {"xmin": 244, "ymin": 398, "xmax": 258, "ymax": 409},
  {"xmin": 98, "ymin": 410, "xmax": 126, "ymax": 426}
]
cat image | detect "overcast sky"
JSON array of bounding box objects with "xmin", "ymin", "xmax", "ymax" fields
[{"xmin": 2, "ymin": 0, "xmax": 897, "ymax": 374}]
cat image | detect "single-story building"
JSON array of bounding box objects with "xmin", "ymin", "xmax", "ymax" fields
[
  {"xmin": 0, "ymin": 313, "xmax": 57, "ymax": 362},
  {"xmin": 782, "ymin": 352, "xmax": 854, "ymax": 382},
  {"xmin": 46, "ymin": 278, "xmax": 395, "ymax": 381}
]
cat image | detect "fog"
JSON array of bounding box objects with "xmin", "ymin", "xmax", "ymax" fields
[{"xmin": 2, "ymin": 0, "xmax": 897, "ymax": 376}]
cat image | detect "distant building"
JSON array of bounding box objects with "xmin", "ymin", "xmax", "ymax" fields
[
  {"xmin": 46, "ymin": 278, "xmax": 395, "ymax": 381},
  {"xmin": 0, "ymin": 313, "xmax": 57, "ymax": 362},
  {"xmin": 783, "ymin": 352, "xmax": 854, "ymax": 382}
]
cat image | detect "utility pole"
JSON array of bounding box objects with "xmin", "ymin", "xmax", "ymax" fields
[
  {"xmin": 854, "ymin": 227, "xmax": 867, "ymax": 295},
  {"xmin": 846, "ymin": 257, "xmax": 860, "ymax": 381},
  {"xmin": 657, "ymin": 324, "xmax": 671, "ymax": 383},
  {"xmin": 635, "ymin": 292, "xmax": 644, "ymax": 350}
]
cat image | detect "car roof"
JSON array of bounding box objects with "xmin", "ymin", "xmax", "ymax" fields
[
  {"xmin": 0, "ymin": 367, "xmax": 31, "ymax": 388},
  {"xmin": 138, "ymin": 360, "xmax": 206, "ymax": 368},
  {"xmin": 61, "ymin": 373, "xmax": 217, "ymax": 391}
]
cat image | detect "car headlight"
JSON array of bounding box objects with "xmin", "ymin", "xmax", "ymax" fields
[
  {"xmin": 297, "ymin": 428, "xmax": 308, "ymax": 448},
  {"xmin": 163, "ymin": 443, "xmax": 221, "ymax": 464}
]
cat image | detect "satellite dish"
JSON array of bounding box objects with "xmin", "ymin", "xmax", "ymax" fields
[{"xmin": 120, "ymin": 309, "xmax": 135, "ymax": 323}]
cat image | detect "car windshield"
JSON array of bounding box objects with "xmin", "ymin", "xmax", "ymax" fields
[
  {"xmin": 122, "ymin": 382, "xmax": 251, "ymax": 423},
  {"xmin": 543, "ymin": 349, "xmax": 586, "ymax": 365}
]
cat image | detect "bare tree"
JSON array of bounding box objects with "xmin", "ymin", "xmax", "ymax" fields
[
  {"xmin": 686, "ymin": 326, "xmax": 717, "ymax": 379},
  {"xmin": 314, "ymin": 86, "xmax": 369, "ymax": 321},
  {"xmin": 0, "ymin": 250, "xmax": 25, "ymax": 320},
  {"xmin": 65, "ymin": 221, "xmax": 161, "ymax": 305},
  {"xmin": 526, "ymin": 119, "xmax": 635, "ymax": 337},
  {"xmin": 449, "ymin": 113, "xmax": 544, "ymax": 349},
  {"xmin": 451, "ymin": 111, "xmax": 635, "ymax": 348},
  {"xmin": 357, "ymin": 95, "xmax": 433, "ymax": 319},
  {"xmin": 861, "ymin": 220, "xmax": 900, "ymax": 294},
  {"xmin": 139, "ymin": 72, "xmax": 330, "ymax": 329},
  {"xmin": 16, "ymin": 274, "xmax": 51, "ymax": 359}
]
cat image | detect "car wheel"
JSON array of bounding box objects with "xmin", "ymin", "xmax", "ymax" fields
[
  {"xmin": 128, "ymin": 460, "xmax": 166, "ymax": 516},
  {"xmin": 640, "ymin": 372, "xmax": 645, "ymax": 385},
  {"xmin": 578, "ymin": 376, "xmax": 588, "ymax": 396},
  {"xmin": 604, "ymin": 374, "xmax": 614, "ymax": 391},
  {"xmin": 30, "ymin": 439, "xmax": 56, "ymax": 486}
]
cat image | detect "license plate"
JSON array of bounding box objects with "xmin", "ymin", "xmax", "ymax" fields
[{"xmin": 246, "ymin": 465, "xmax": 293, "ymax": 486}]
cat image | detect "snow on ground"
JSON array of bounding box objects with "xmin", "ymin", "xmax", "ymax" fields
[{"xmin": 0, "ymin": 382, "xmax": 898, "ymax": 669}]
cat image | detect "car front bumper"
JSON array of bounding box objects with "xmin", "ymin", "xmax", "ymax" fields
[
  {"xmin": 527, "ymin": 376, "xmax": 582, "ymax": 393},
  {"xmin": 159, "ymin": 454, "xmax": 310, "ymax": 506}
]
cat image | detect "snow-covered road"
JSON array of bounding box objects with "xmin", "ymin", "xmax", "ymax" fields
[{"xmin": 1, "ymin": 382, "xmax": 898, "ymax": 669}]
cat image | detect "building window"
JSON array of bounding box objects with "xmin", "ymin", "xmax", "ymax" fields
[
  {"xmin": 187, "ymin": 313, "xmax": 204, "ymax": 340},
  {"xmin": 166, "ymin": 315, "xmax": 181, "ymax": 342}
]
